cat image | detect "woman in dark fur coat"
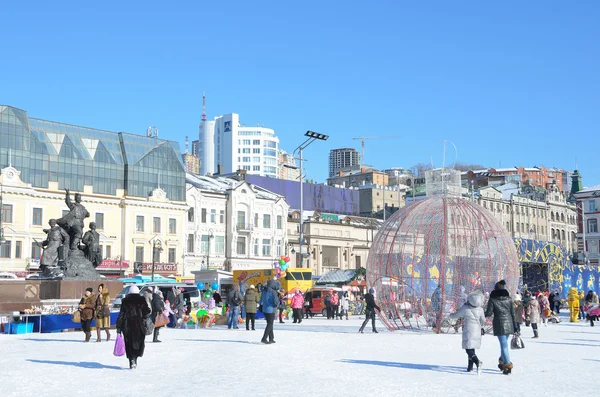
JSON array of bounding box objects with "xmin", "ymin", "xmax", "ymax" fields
[
  {"xmin": 485, "ymin": 280, "xmax": 516, "ymax": 375},
  {"xmin": 116, "ymin": 285, "xmax": 151, "ymax": 369}
]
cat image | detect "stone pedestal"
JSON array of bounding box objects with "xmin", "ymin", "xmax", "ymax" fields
[{"xmin": 62, "ymin": 250, "xmax": 102, "ymax": 280}]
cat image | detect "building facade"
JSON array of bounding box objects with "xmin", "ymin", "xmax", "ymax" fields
[
  {"xmin": 574, "ymin": 185, "xmax": 600, "ymax": 265},
  {"xmin": 286, "ymin": 211, "xmax": 379, "ymax": 275},
  {"xmin": 184, "ymin": 174, "xmax": 289, "ymax": 273},
  {"xmin": 0, "ymin": 105, "xmax": 188, "ymax": 277},
  {"xmin": 327, "ymin": 166, "xmax": 390, "ymax": 188},
  {"xmin": 476, "ymin": 184, "xmax": 577, "ymax": 254},
  {"xmin": 278, "ymin": 151, "xmax": 300, "ymax": 181},
  {"xmin": 182, "ymin": 153, "xmax": 200, "ymax": 174},
  {"xmin": 465, "ymin": 166, "xmax": 568, "ymax": 192},
  {"xmin": 198, "ymin": 113, "xmax": 279, "ymax": 178},
  {"xmin": 329, "ymin": 148, "xmax": 361, "ymax": 177},
  {"xmin": 358, "ymin": 185, "xmax": 406, "ymax": 217}
]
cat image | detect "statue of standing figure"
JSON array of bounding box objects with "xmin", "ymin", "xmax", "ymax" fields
[
  {"xmin": 82, "ymin": 222, "xmax": 102, "ymax": 268},
  {"xmin": 40, "ymin": 219, "xmax": 70, "ymax": 273},
  {"xmin": 56, "ymin": 189, "xmax": 90, "ymax": 251}
]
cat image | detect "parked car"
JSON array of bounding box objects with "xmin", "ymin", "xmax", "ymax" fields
[{"xmin": 0, "ymin": 272, "xmax": 20, "ymax": 280}]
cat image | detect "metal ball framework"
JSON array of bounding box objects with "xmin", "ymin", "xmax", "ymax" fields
[{"xmin": 367, "ymin": 195, "xmax": 519, "ymax": 333}]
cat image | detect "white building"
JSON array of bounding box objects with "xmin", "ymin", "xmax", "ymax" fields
[
  {"xmin": 198, "ymin": 113, "xmax": 279, "ymax": 178},
  {"xmin": 184, "ymin": 174, "xmax": 289, "ymax": 273},
  {"xmin": 278, "ymin": 151, "xmax": 300, "ymax": 181},
  {"xmin": 574, "ymin": 185, "xmax": 600, "ymax": 265}
]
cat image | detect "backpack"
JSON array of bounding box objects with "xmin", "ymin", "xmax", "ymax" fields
[{"xmin": 232, "ymin": 293, "xmax": 241, "ymax": 306}]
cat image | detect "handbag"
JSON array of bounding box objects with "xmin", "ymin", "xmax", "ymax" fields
[
  {"xmin": 510, "ymin": 333, "xmax": 525, "ymax": 350},
  {"xmin": 143, "ymin": 316, "xmax": 155, "ymax": 335},
  {"xmin": 258, "ymin": 304, "xmax": 263, "ymax": 313},
  {"xmin": 113, "ymin": 334, "xmax": 125, "ymax": 357},
  {"xmin": 71, "ymin": 310, "xmax": 81, "ymax": 323},
  {"xmin": 155, "ymin": 312, "xmax": 170, "ymax": 328}
]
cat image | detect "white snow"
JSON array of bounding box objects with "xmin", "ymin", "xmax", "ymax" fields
[{"xmin": 1, "ymin": 313, "xmax": 598, "ymax": 397}]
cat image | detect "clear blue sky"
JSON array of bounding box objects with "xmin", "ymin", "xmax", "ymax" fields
[{"xmin": 1, "ymin": 1, "xmax": 599, "ymax": 186}]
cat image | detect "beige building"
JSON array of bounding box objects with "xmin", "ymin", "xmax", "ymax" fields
[
  {"xmin": 477, "ymin": 183, "xmax": 577, "ymax": 253},
  {"xmin": 0, "ymin": 165, "xmax": 188, "ymax": 277},
  {"xmin": 286, "ymin": 211, "xmax": 380, "ymax": 275},
  {"xmin": 359, "ymin": 184, "xmax": 407, "ymax": 217}
]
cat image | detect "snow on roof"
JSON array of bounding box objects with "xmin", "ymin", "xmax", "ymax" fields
[
  {"xmin": 186, "ymin": 173, "xmax": 283, "ymax": 201},
  {"xmin": 578, "ymin": 184, "xmax": 600, "ymax": 193},
  {"xmin": 492, "ymin": 167, "xmax": 519, "ymax": 172}
]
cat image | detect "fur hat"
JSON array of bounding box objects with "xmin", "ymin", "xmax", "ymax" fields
[
  {"xmin": 85, "ymin": 287, "xmax": 93, "ymax": 293},
  {"xmin": 129, "ymin": 285, "xmax": 140, "ymax": 295},
  {"xmin": 514, "ymin": 292, "xmax": 522, "ymax": 302}
]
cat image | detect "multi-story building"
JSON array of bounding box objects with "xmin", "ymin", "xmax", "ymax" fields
[
  {"xmin": 574, "ymin": 184, "xmax": 600, "ymax": 265},
  {"xmin": 0, "ymin": 105, "xmax": 188, "ymax": 277},
  {"xmin": 198, "ymin": 113, "xmax": 279, "ymax": 178},
  {"xmin": 329, "ymin": 148, "xmax": 361, "ymax": 177},
  {"xmin": 476, "ymin": 183, "xmax": 577, "ymax": 253},
  {"xmin": 182, "ymin": 153, "xmax": 200, "ymax": 174},
  {"xmin": 286, "ymin": 211, "xmax": 380, "ymax": 275},
  {"xmin": 278, "ymin": 151, "xmax": 300, "ymax": 181},
  {"xmin": 384, "ymin": 167, "xmax": 415, "ymax": 187},
  {"xmin": 327, "ymin": 166, "xmax": 389, "ymax": 188},
  {"xmin": 358, "ymin": 184, "xmax": 406, "ymax": 218},
  {"xmin": 465, "ymin": 166, "xmax": 568, "ymax": 192},
  {"xmin": 184, "ymin": 174, "xmax": 289, "ymax": 273}
]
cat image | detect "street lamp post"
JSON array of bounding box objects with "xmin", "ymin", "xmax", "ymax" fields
[
  {"xmin": 293, "ymin": 131, "xmax": 328, "ymax": 267},
  {"xmin": 206, "ymin": 229, "xmax": 214, "ymax": 270},
  {"xmin": 0, "ymin": 182, "xmax": 6, "ymax": 245},
  {"xmin": 151, "ymin": 239, "xmax": 163, "ymax": 282}
]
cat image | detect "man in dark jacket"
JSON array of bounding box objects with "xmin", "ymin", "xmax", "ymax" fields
[
  {"xmin": 359, "ymin": 288, "xmax": 381, "ymax": 333},
  {"xmin": 485, "ymin": 280, "xmax": 516, "ymax": 375},
  {"xmin": 226, "ymin": 285, "xmax": 243, "ymax": 329}
]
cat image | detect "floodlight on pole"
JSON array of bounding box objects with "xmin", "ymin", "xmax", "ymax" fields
[{"xmin": 293, "ymin": 131, "xmax": 329, "ymax": 268}]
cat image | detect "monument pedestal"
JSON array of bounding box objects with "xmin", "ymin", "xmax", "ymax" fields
[{"xmin": 62, "ymin": 250, "xmax": 102, "ymax": 280}]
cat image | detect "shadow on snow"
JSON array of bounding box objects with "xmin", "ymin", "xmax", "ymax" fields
[
  {"xmin": 27, "ymin": 359, "xmax": 123, "ymax": 370},
  {"xmin": 337, "ymin": 359, "xmax": 494, "ymax": 374}
]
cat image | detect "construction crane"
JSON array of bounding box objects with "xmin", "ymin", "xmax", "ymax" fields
[{"xmin": 352, "ymin": 136, "xmax": 401, "ymax": 165}]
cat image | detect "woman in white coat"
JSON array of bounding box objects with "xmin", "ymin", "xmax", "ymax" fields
[{"xmin": 448, "ymin": 291, "xmax": 486, "ymax": 373}]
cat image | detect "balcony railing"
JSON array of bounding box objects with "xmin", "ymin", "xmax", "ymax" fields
[{"xmin": 236, "ymin": 223, "xmax": 253, "ymax": 232}]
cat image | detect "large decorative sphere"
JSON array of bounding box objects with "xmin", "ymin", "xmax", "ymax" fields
[{"xmin": 367, "ymin": 196, "xmax": 519, "ymax": 332}]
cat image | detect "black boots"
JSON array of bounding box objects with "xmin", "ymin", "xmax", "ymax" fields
[
  {"xmin": 153, "ymin": 327, "xmax": 161, "ymax": 343},
  {"xmin": 84, "ymin": 332, "xmax": 91, "ymax": 342},
  {"xmin": 373, "ymin": 329, "xmax": 378, "ymax": 333},
  {"xmin": 533, "ymin": 330, "xmax": 539, "ymax": 339},
  {"xmin": 129, "ymin": 358, "xmax": 137, "ymax": 369}
]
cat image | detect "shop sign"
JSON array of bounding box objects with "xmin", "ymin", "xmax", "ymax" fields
[
  {"xmin": 97, "ymin": 259, "xmax": 130, "ymax": 269},
  {"xmin": 141, "ymin": 262, "xmax": 178, "ymax": 272}
]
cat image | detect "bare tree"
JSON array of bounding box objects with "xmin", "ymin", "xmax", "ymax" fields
[{"xmin": 410, "ymin": 163, "xmax": 433, "ymax": 177}]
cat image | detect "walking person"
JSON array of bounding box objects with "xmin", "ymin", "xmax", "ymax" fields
[
  {"xmin": 339, "ymin": 291, "xmax": 350, "ymax": 320},
  {"xmin": 244, "ymin": 285, "xmax": 259, "ymax": 331},
  {"xmin": 174, "ymin": 288, "xmax": 186, "ymax": 327},
  {"xmin": 278, "ymin": 289, "xmax": 287, "ymax": 323},
  {"xmin": 538, "ymin": 292, "xmax": 550, "ymax": 327},
  {"xmin": 359, "ymin": 288, "xmax": 380, "ymax": 333},
  {"xmin": 513, "ymin": 293, "xmax": 524, "ymax": 334},
  {"xmin": 448, "ymin": 291, "xmax": 486, "ymax": 374},
  {"xmin": 151, "ymin": 289, "xmax": 165, "ymax": 342},
  {"xmin": 525, "ymin": 291, "xmax": 541, "ymax": 338},
  {"xmin": 227, "ymin": 284, "xmax": 243, "ymax": 329},
  {"xmin": 324, "ymin": 291, "xmax": 332, "ymax": 319},
  {"xmin": 116, "ymin": 285, "xmax": 151, "ymax": 369},
  {"xmin": 259, "ymin": 280, "xmax": 280, "ymax": 344},
  {"xmin": 79, "ymin": 287, "xmax": 96, "ymax": 343},
  {"xmin": 291, "ymin": 289, "xmax": 305, "ymax": 324},
  {"xmin": 330, "ymin": 289, "xmax": 340, "ymax": 320},
  {"xmin": 304, "ymin": 292, "xmax": 313, "ymax": 319},
  {"xmin": 94, "ymin": 284, "xmax": 111, "ymax": 342},
  {"xmin": 485, "ymin": 280, "xmax": 516, "ymax": 375}
]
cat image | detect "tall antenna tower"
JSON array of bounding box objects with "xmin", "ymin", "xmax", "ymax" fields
[{"xmin": 201, "ymin": 91, "xmax": 206, "ymax": 122}]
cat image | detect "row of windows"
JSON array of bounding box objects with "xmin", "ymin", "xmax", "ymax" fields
[
  {"xmin": 481, "ymin": 200, "xmax": 580, "ymax": 225},
  {"xmin": 238, "ymin": 148, "xmax": 262, "ymax": 154},
  {"xmin": 1, "ymin": 204, "xmax": 106, "ymax": 230},
  {"xmin": 134, "ymin": 246, "xmax": 177, "ymax": 263},
  {"xmin": 0, "ymin": 240, "xmax": 112, "ymax": 260},
  {"xmin": 135, "ymin": 216, "xmax": 177, "ymax": 234},
  {"xmin": 235, "ymin": 212, "xmax": 283, "ymax": 229},
  {"xmin": 237, "ymin": 157, "xmax": 262, "ymax": 163}
]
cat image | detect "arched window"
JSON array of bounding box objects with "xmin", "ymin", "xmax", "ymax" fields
[
  {"xmin": 561, "ymin": 230, "xmax": 565, "ymax": 240},
  {"xmin": 551, "ymin": 228, "xmax": 555, "ymax": 239},
  {"xmin": 517, "ymin": 223, "xmax": 521, "ymax": 233},
  {"xmin": 551, "ymin": 212, "xmax": 555, "ymax": 221},
  {"xmin": 561, "ymin": 213, "xmax": 565, "ymax": 223}
]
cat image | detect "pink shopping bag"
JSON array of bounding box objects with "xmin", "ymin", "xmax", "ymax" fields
[{"xmin": 113, "ymin": 334, "xmax": 125, "ymax": 357}]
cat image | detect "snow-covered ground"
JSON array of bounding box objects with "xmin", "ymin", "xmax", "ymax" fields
[{"xmin": 1, "ymin": 313, "xmax": 597, "ymax": 396}]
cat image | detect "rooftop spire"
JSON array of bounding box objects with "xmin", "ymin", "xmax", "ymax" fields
[{"xmin": 201, "ymin": 91, "xmax": 206, "ymax": 122}]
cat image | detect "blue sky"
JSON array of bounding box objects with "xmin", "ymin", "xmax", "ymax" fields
[{"xmin": 1, "ymin": 1, "xmax": 599, "ymax": 186}]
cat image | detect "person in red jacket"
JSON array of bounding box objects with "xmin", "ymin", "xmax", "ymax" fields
[
  {"xmin": 330, "ymin": 289, "xmax": 340, "ymax": 319},
  {"xmin": 290, "ymin": 289, "xmax": 305, "ymax": 324}
]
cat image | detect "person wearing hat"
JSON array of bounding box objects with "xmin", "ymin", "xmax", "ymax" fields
[
  {"xmin": 244, "ymin": 284, "xmax": 259, "ymax": 331},
  {"xmin": 290, "ymin": 289, "xmax": 305, "ymax": 324},
  {"xmin": 116, "ymin": 285, "xmax": 151, "ymax": 369},
  {"xmin": 78, "ymin": 287, "xmax": 97, "ymax": 342},
  {"xmin": 359, "ymin": 288, "xmax": 381, "ymax": 333},
  {"xmin": 513, "ymin": 292, "xmax": 524, "ymax": 334}
]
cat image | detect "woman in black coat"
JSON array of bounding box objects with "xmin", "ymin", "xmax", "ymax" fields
[
  {"xmin": 116, "ymin": 285, "xmax": 151, "ymax": 369},
  {"xmin": 485, "ymin": 280, "xmax": 516, "ymax": 375}
]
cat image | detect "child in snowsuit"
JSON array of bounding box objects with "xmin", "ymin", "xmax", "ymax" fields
[{"xmin": 449, "ymin": 291, "xmax": 486, "ymax": 373}]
